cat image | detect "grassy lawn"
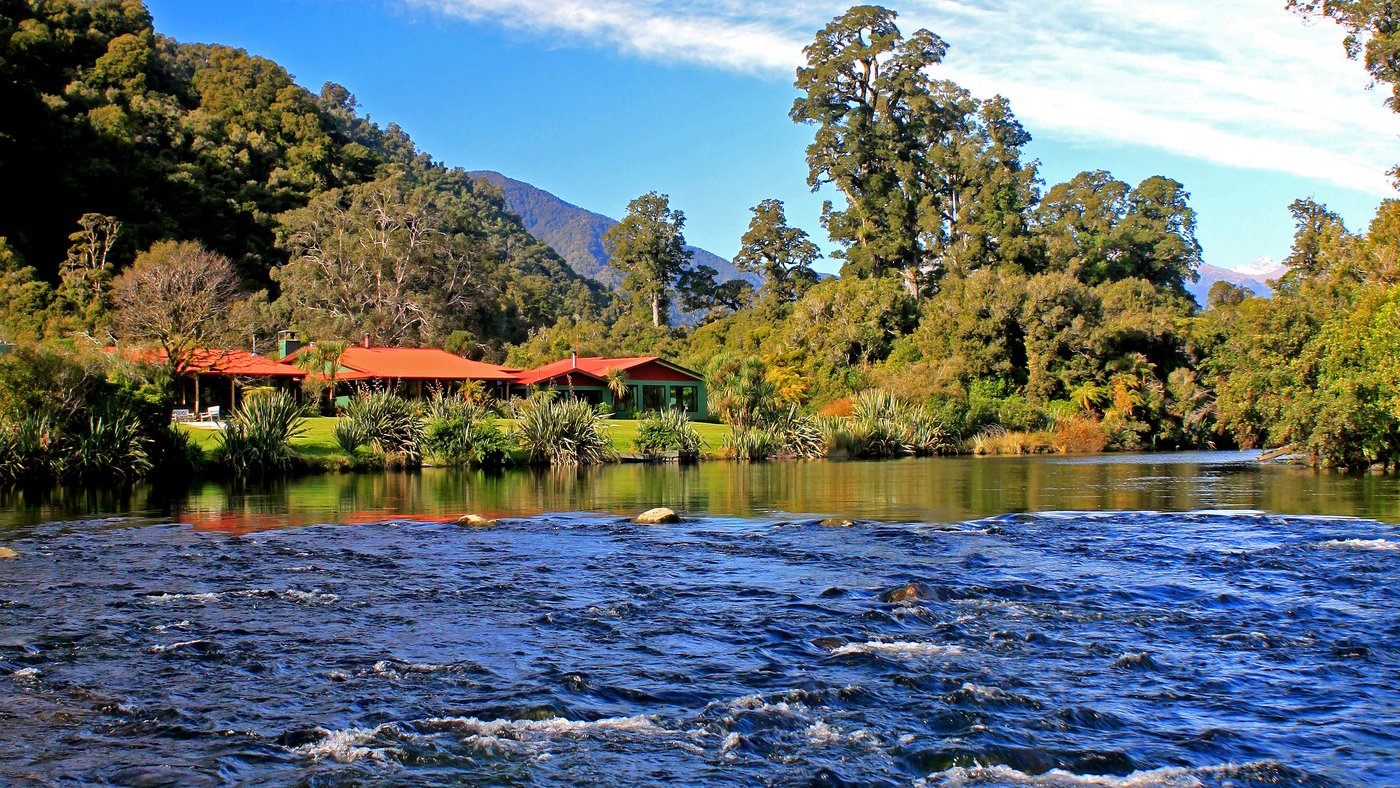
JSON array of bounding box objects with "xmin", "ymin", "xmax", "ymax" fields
[{"xmin": 181, "ymin": 417, "xmax": 732, "ymax": 461}]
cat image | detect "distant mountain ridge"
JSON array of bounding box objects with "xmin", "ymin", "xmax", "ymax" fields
[
  {"xmin": 470, "ymin": 171, "xmax": 751, "ymax": 289},
  {"xmin": 1188, "ymin": 260, "xmax": 1286, "ymax": 306}
]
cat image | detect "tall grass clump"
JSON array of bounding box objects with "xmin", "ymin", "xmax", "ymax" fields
[
  {"xmin": 423, "ymin": 392, "xmax": 513, "ymax": 468},
  {"xmin": 217, "ymin": 390, "xmax": 307, "ymax": 479},
  {"xmin": 634, "ymin": 409, "xmax": 703, "ymax": 462},
  {"xmin": 720, "ymin": 408, "xmax": 826, "ymax": 461},
  {"xmin": 513, "ymin": 396, "xmax": 614, "ymax": 466},
  {"xmin": 0, "ymin": 344, "xmax": 190, "ymax": 487},
  {"xmin": 720, "ymin": 426, "xmax": 779, "ymax": 462},
  {"xmin": 827, "ymin": 390, "xmax": 953, "ymax": 459},
  {"xmin": 341, "ymin": 389, "xmax": 424, "ymax": 467}
]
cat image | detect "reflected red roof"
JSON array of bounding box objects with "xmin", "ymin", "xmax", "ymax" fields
[
  {"xmin": 285, "ymin": 346, "xmax": 517, "ymax": 382},
  {"xmin": 106, "ymin": 347, "xmax": 306, "ymax": 377}
]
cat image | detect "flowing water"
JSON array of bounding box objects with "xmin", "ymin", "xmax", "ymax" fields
[{"xmin": 1, "ymin": 452, "xmax": 1397, "ymax": 785}]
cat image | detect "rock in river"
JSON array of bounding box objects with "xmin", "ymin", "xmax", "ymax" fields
[
  {"xmin": 457, "ymin": 515, "xmax": 497, "ymax": 528},
  {"xmin": 634, "ymin": 507, "xmax": 680, "ymax": 525},
  {"xmin": 0, "ymin": 547, "xmax": 17, "ymax": 559},
  {"xmin": 879, "ymin": 582, "xmax": 934, "ymax": 604},
  {"xmin": 820, "ymin": 518, "xmax": 856, "ymax": 528}
]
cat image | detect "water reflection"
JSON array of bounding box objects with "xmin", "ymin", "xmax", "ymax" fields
[{"xmin": 3, "ymin": 451, "xmax": 1399, "ymax": 532}]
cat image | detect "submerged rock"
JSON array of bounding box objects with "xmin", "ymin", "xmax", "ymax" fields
[
  {"xmin": 879, "ymin": 582, "xmax": 934, "ymax": 604},
  {"xmin": 0, "ymin": 547, "xmax": 17, "ymax": 559},
  {"xmin": 457, "ymin": 515, "xmax": 497, "ymax": 528},
  {"xmin": 819, "ymin": 518, "xmax": 856, "ymax": 528},
  {"xmin": 811, "ymin": 636, "xmax": 849, "ymax": 650},
  {"xmin": 634, "ymin": 507, "xmax": 680, "ymax": 525}
]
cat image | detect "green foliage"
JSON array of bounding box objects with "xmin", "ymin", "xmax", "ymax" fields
[
  {"xmin": 0, "ymin": 343, "xmax": 189, "ymax": 485},
  {"xmin": 216, "ymin": 391, "xmax": 307, "ymax": 480},
  {"xmin": 633, "ymin": 409, "xmax": 703, "ymax": 462},
  {"xmin": 340, "ymin": 389, "xmax": 424, "ymax": 465},
  {"xmin": 706, "ymin": 353, "xmax": 776, "ymax": 428},
  {"xmin": 720, "ymin": 427, "xmax": 780, "ymax": 462},
  {"xmin": 512, "ymin": 395, "xmax": 614, "ymax": 466},
  {"xmin": 826, "ymin": 391, "xmax": 954, "ymax": 459},
  {"xmin": 333, "ymin": 417, "xmax": 369, "ymax": 454},
  {"xmin": 422, "ymin": 393, "xmax": 512, "ymax": 467},
  {"xmin": 734, "ymin": 199, "xmax": 821, "ymax": 304},
  {"xmin": 602, "ymin": 191, "xmax": 692, "ymax": 328}
]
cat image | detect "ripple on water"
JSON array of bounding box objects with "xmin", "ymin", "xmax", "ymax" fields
[{"xmin": 0, "ymin": 510, "xmax": 1393, "ymax": 785}]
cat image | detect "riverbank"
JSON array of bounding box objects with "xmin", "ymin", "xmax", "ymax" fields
[{"xmin": 180, "ymin": 417, "xmax": 735, "ymax": 470}]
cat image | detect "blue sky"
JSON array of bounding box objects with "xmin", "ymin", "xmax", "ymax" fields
[{"xmin": 145, "ymin": 0, "xmax": 1399, "ymax": 275}]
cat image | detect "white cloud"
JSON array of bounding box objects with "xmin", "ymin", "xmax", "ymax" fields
[{"xmin": 405, "ymin": 0, "xmax": 1400, "ymax": 195}]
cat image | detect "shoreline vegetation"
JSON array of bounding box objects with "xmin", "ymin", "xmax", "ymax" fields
[{"xmin": 3, "ymin": 2, "xmax": 1400, "ymax": 491}]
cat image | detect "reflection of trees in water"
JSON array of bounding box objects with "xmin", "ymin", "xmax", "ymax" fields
[{"xmin": 7, "ymin": 455, "xmax": 1400, "ymax": 531}]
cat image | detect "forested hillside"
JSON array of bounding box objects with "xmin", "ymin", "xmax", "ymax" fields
[
  {"xmin": 0, "ymin": 0, "xmax": 607, "ymax": 356},
  {"xmin": 1, "ymin": 0, "xmax": 1397, "ymax": 473}
]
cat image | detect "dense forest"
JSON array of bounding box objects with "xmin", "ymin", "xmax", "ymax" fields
[{"xmin": 1, "ymin": 0, "xmax": 1398, "ymax": 475}]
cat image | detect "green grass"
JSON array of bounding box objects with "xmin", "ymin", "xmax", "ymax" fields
[{"xmin": 182, "ymin": 417, "xmax": 733, "ymax": 463}]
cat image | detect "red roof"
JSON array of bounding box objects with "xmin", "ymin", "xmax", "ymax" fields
[
  {"xmin": 514, "ymin": 356, "xmax": 700, "ymax": 386},
  {"xmin": 285, "ymin": 345, "xmax": 517, "ymax": 382},
  {"xmin": 106, "ymin": 347, "xmax": 306, "ymax": 378}
]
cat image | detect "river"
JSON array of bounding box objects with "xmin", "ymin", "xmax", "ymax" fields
[{"xmin": 1, "ymin": 452, "xmax": 1396, "ymax": 785}]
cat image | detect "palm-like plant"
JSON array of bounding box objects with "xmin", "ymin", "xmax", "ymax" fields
[
  {"xmin": 294, "ymin": 340, "xmax": 348, "ymax": 411},
  {"xmin": 603, "ymin": 367, "xmax": 631, "ymax": 412},
  {"xmin": 1069, "ymin": 382, "xmax": 1108, "ymax": 414}
]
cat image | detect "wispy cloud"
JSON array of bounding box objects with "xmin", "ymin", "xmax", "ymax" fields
[{"xmin": 405, "ymin": 0, "xmax": 1400, "ymax": 195}]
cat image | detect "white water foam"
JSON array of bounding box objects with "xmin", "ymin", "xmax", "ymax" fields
[
  {"xmin": 144, "ymin": 589, "xmax": 338, "ymax": 604},
  {"xmin": 11, "ymin": 667, "xmax": 41, "ymax": 679},
  {"xmin": 294, "ymin": 724, "xmax": 404, "ymax": 764},
  {"xmin": 424, "ymin": 714, "xmax": 669, "ymax": 739},
  {"xmin": 918, "ymin": 760, "xmax": 1296, "ymax": 786},
  {"xmin": 148, "ymin": 639, "xmax": 213, "ymax": 654},
  {"xmin": 831, "ymin": 640, "xmax": 964, "ymax": 659},
  {"xmin": 1322, "ymin": 538, "xmax": 1399, "ymax": 552}
]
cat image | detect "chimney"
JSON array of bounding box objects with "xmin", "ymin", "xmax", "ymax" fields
[
  {"xmin": 571, "ymin": 350, "xmax": 577, "ymax": 368},
  {"xmin": 277, "ymin": 329, "xmax": 302, "ymax": 360},
  {"xmin": 363, "ymin": 334, "xmax": 371, "ymax": 348}
]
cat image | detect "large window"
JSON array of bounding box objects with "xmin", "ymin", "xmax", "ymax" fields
[
  {"xmin": 642, "ymin": 385, "xmax": 667, "ymax": 412},
  {"xmin": 671, "ymin": 385, "xmax": 698, "ymax": 413}
]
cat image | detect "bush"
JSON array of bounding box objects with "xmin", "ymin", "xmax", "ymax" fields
[
  {"xmin": 333, "ymin": 417, "xmax": 369, "ymax": 453},
  {"xmin": 66, "ymin": 410, "xmax": 152, "ymax": 482},
  {"xmin": 720, "ymin": 426, "xmax": 779, "ymax": 461},
  {"xmin": 342, "ymin": 389, "xmax": 424, "ymax": 465},
  {"xmin": 827, "ymin": 390, "xmax": 953, "ymax": 458},
  {"xmin": 513, "ymin": 396, "xmax": 614, "ymax": 466},
  {"xmin": 422, "ymin": 392, "xmax": 512, "ymax": 467},
  {"xmin": 0, "ymin": 344, "xmax": 192, "ymax": 486},
  {"xmin": 217, "ymin": 391, "xmax": 307, "ymax": 479},
  {"xmin": 634, "ymin": 409, "xmax": 703, "ymax": 462},
  {"xmin": 766, "ymin": 407, "xmax": 826, "ymax": 459}
]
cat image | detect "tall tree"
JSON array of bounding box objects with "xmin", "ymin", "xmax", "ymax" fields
[
  {"xmin": 733, "ymin": 199, "xmax": 821, "ymax": 304},
  {"xmin": 112, "ymin": 240, "xmax": 241, "ymax": 376},
  {"xmin": 791, "ymin": 5, "xmax": 962, "ymax": 296},
  {"xmin": 602, "ymin": 191, "xmax": 691, "ymax": 327}
]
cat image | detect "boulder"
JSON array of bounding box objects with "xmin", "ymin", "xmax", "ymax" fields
[
  {"xmin": 457, "ymin": 514, "xmax": 498, "ymax": 528},
  {"xmin": 811, "ymin": 636, "xmax": 849, "ymax": 650},
  {"xmin": 634, "ymin": 507, "xmax": 680, "ymax": 525},
  {"xmin": 879, "ymin": 582, "xmax": 933, "ymax": 604},
  {"xmin": 819, "ymin": 518, "xmax": 855, "ymax": 528},
  {"xmin": 0, "ymin": 547, "xmax": 17, "ymax": 559}
]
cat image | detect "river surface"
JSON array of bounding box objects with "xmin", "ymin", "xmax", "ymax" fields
[{"xmin": 1, "ymin": 452, "xmax": 1397, "ymax": 785}]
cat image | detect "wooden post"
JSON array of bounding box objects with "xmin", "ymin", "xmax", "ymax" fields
[{"xmin": 193, "ymin": 374, "xmax": 200, "ymax": 415}]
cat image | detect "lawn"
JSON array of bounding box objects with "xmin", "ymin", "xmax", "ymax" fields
[{"xmin": 181, "ymin": 416, "xmax": 732, "ymax": 461}]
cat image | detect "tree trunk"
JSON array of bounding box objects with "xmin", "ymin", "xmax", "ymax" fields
[
  {"xmin": 652, "ymin": 294, "xmax": 662, "ymax": 327},
  {"xmin": 903, "ymin": 266, "xmax": 920, "ymax": 297}
]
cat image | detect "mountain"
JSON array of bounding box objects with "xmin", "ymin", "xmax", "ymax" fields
[
  {"xmin": 1188, "ymin": 259, "xmax": 1286, "ymax": 307},
  {"xmin": 469, "ymin": 171, "xmax": 751, "ymax": 288}
]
